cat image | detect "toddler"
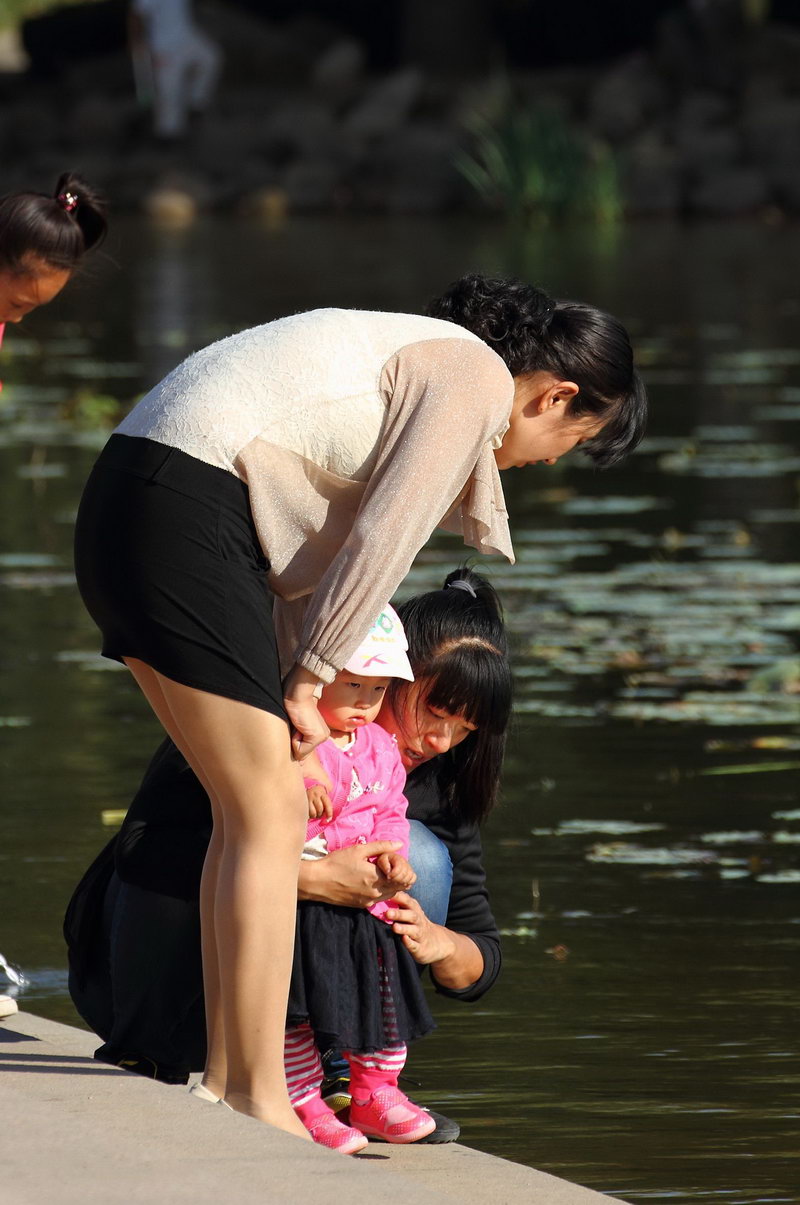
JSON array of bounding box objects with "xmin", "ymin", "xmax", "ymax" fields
[{"xmin": 285, "ymin": 605, "xmax": 436, "ymax": 1153}]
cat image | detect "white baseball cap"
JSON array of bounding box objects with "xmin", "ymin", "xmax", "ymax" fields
[{"xmin": 343, "ymin": 603, "xmax": 414, "ymax": 681}]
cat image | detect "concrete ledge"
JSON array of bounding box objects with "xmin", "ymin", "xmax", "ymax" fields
[{"xmin": 0, "ymin": 1011, "xmax": 626, "ymax": 1204}]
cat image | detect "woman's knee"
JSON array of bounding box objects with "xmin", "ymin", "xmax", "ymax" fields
[{"xmin": 407, "ymin": 820, "xmax": 452, "ymax": 926}]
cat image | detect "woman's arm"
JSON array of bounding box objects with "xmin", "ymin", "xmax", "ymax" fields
[
  {"xmin": 384, "ymin": 893, "xmax": 485, "ymax": 991},
  {"xmin": 297, "ymin": 840, "xmax": 403, "ymax": 908},
  {"xmin": 293, "ymin": 339, "xmax": 514, "ymax": 683},
  {"xmin": 405, "ymin": 767, "xmax": 502, "ymax": 1001}
]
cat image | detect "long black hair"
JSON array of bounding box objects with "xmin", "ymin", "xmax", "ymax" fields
[
  {"xmin": 392, "ymin": 566, "xmax": 512, "ymax": 825},
  {"xmin": 0, "ymin": 172, "xmax": 107, "ymax": 275},
  {"xmin": 427, "ymin": 272, "xmax": 647, "ymax": 468}
]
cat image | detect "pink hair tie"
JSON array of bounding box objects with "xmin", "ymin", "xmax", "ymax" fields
[{"xmin": 56, "ymin": 191, "xmax": 79, "ymax": 213}]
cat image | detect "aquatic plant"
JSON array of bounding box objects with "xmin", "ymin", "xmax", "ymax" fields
[
  {"xmin": 456, "ymin": 99, "xmax": 622, "ymax": 225},
  {"xmin": 0, "ymin": 0, "xmax": 105, "ymax": 31},
  {"xmin": 741, "ymin": 0, "xmax": 771, "ymax": 25},
  {"xmin": 60, "ymin": 388, "xmax": 123, "ymax": 430}
]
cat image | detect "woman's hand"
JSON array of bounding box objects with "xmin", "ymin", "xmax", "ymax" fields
[
  {"xmin": 298, "ymin": 841, "xmax": 403, "ymax": 908},
  {"xmin": 385, "ymin": 892, "xmax": 486, "ymax": 989},
  {"xmin": 283, "ymin": 665, "xmax": 329, "ymax": 759},
  {"xmin": 384, "ymin": 891, "xmax": 456, "ymax": 965}
]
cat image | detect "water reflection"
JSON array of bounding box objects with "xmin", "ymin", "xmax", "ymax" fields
[{"xmin": 1, "ymin": 217, "xmax": 799, "ymax": 1205}]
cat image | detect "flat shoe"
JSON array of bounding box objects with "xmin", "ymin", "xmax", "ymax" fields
[
  {"xmin": 0, "ymin": 995, "xmax": 18, "ymax": 1019},
  {"xmin": 189, "ymin": 1083, "xmax": 222, "ymax": 1103},
  {"xmin": 350, "ymin": 1086, "xmax": 436, "ymax": 1144}
]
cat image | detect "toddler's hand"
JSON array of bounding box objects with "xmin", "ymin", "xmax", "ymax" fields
[
  {"xmin": 306, "ymin": 784, "xmax": 332, "ymax": 821},
  {"xmin": 375, "ymin": 852, "xmax": 416, "ymax": 890}
]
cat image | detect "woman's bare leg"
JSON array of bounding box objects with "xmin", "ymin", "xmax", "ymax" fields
[
  {"xmin": 123, "ymin": 660, "xmax": 229, "ymax": 1099},
  {"xmin": 197, "ymin": 815, "xmax": 228, "ymax": 1098},
  {"xmin": 124, "ymin": 658, "xmax": 309, "ymax": 1137}
]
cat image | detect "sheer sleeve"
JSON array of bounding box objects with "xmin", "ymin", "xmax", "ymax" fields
[{"xmin": 293, "ymin": 338, "xmax": 514, "ymax": 681}]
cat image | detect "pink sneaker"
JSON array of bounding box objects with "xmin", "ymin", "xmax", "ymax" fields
[
  {"xmin": 298, "ymin": 1103, "xmax": 368, "ymax": 1155},
  {"xmin": 350, "ymin": 1087, "xmax": 437, "ymax": 1144}
]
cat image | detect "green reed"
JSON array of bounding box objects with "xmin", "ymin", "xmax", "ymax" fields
[{"xmin": 456, "ymin": 101, "xmax": 622, "ymax": 225}]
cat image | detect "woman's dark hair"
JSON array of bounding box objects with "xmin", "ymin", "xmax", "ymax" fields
[
  {"xmin": 392, "ymin": 566, "xmax": 512, "ymax": 825},
  {"xmin": 427, "ymin": 272, "xmax": 647, "ymax": 468},
  {"xmin": 0, "ymin": 172, "xmax": 107, "ymax": 275}
]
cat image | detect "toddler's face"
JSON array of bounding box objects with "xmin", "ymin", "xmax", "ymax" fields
[{"xmin": 319, "ymin": 673, "xmax": 392, "ymax": 735}]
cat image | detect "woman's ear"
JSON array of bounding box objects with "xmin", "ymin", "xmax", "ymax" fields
[
  {"xmin": 551, "ymin": 380, "xmax": 580, "ymax": 406},
  {"xmin": 531, "ymin": 378, "xmax": 580, "ymax": 415}
]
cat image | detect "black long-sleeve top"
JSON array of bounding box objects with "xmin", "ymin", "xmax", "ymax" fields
[{"xmin": 115, "ymin": 739, "xmax": 501, "ymax": 1003}]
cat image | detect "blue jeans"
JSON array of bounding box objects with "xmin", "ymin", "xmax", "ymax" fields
[{"xmin": 407, "ymin": 819, "xmax": 453, "ymax": 927}]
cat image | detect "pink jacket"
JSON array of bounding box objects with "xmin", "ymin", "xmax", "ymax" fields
[{"xmin": 304, "ymin": 723, "xmax": 409, "ymax": 921}]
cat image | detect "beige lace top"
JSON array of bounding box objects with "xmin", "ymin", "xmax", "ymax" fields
[{"xmin": 116, "ymin": 308, "xmax": 516, "ymax": 681}]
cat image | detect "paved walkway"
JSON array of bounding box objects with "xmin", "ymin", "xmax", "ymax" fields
[{"xmin": 0, "ymin": 1011, "xmax": 627, "ymax": 1204}]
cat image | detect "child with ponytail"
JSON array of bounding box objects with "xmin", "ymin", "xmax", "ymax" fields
[{"xmin": 0, "ymin": 172, "xmax": 107, "ymax": 360}]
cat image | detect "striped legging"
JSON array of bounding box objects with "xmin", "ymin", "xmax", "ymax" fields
[
  {"xmin": 286, "ymin": 954, "xmax": 406, "ymax": 1106},
  {"xmin": 284, "ymin": 1024, "xmax": 406, "ymax": 1107}
]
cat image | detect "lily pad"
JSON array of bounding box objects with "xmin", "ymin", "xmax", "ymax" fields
[
  {"xmin": 540, "ymin": 819, "xmax": 666, "ymax": 837},
  {"xmin": 586, "ymin": 843, "xmax": 718, "ymax": 866},
  {"xmin": 700, "ymin": 831, "xmax": 765, "ymax": 844}
]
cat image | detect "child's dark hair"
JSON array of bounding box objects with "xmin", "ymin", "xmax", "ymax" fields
[
  {"xmin": 427, "ymin": 272, "xmax": 647, "ymax": 468},
  {"xmin": 0, "ymin": 172, "xmax": 107, "ymax": 275},
  {"xmin": 393, "ymin": 566, "xmax": 511, "ymax": 824}
]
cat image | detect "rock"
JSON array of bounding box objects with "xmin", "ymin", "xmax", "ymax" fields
[
  {"xmin": 4, "ymin": 97, "xmax": 59, "ymax": 153},
  {"xmin": 262, "ymin": 100, "xmax": 336, "ymax": 159},
  {"xmin": 353, "ymin": 124, "xmax": 459, "ymax": 213},
  {"xmin": 0, "ymin": 28, "xmax": 28, "ymax": 72},
  {"xmin": 655, "ymin": 2, "xmax": 744, "ymax": 92},
  {"xmin": 675, "ymin": 125, "xmax": 740, "ymax": 175},
  {"xmin": 142, "ymin": 187, "xmax": 198, "ymax": 226},
  {"xmin": 310, "ymin": 37, "xmax": 365, "ymax": 96},
  {"xmin": 741, "ymin": 97, "xmax": 800, "ymax": 170},
  {"xmin": 674, "ymin": 89, "xmax": 732, "ymax": 132},
  {"xmin": 621, "ymin": 132, "xmax": 682, "ymax": 216},
  {"xmin": 189, "ymin": 112, "xmax": 271, "ymax": 176},
  {"xmin": 68, "ymin": 94, "xmax": 130, "ymax": 146},
  {"xmin": 750, "ymin": 22, "xmax": 800, "ymax": 95},
  {"xmin": 200, "ymin": 4, "xmax": 308, "ymax": 86},
  {"xmin": 388, "ymin": 125, "xmax": 460, "ymax": 213},
  {"xmin": 768, "ymin": 168, "xmax": 800, "ymax": 214},
  {"xmin": 345, "ymin": 68, "xmax": 424, "ymax": 138},
  {"xmin": 236, "ymin": 187, "xmax": 289, "ymax": 223},
  {"xmin": 282, "ymin": 157, "xmax": 344, "ymax": 212},
  {"xmin": 112, "ymin": 155, "xmax": 214, "ymax": 209},
  {"xmin": 62, "ymin": 49, "xmax": 134, "ymax": 100},
  {"xmin": 587, "ymin": 53, "xmax": 664, "ymax": 143},
  {"xmin": 688, "ymin": 166, "xmax": 770, "ymax": 215}
]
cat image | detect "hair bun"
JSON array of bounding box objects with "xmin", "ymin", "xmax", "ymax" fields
[
  {"xmin": 426, "ymin": 274, "xmax": 558, "ymax": 375},
  {"xmin": 52, "ymin": 171, "xmax": 107, "ymax": 252}
]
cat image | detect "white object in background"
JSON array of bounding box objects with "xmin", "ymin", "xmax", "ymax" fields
[
  {"xmin": 0, "ymin": 951, "xmax": 27, "ymax": 987},
  {"xmin": 132, "ymin": 0, "xmax": 222, "ymax": 137}
]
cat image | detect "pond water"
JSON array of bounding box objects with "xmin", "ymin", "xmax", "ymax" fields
[{"xmin": 1, "ymin": 215, "xmax": 798, "ymax": 1203}]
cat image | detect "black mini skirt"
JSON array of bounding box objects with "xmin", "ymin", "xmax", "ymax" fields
[{"xmin": 74, "ymin": 434, "xmax": 286, "ymax": 719}]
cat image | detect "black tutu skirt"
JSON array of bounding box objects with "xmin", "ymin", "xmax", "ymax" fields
[{"xmin": 287, "ymin": 902, "xmax": 435, "ymax": 1054}]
